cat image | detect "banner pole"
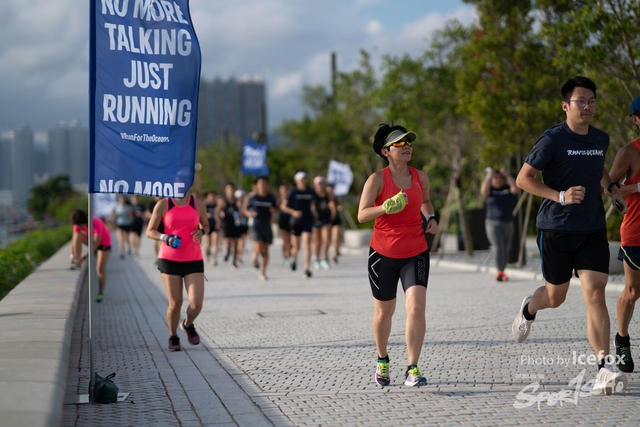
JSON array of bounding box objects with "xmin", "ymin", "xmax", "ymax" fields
[{"xmin": 87, "ymin": 193, "xmax": 96, "ymax": 402}]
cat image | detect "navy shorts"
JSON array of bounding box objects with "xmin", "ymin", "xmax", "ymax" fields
[
  {"xmin": 537, "ymin": 229, "xmax": 609, "ymax": 285},
  {"xmin": 290, "ymin": 218, "xmax": 313, "ymax": 236},
  {"xmin": 367, "ymin": 247, "xmax": 429, "ymax": 301},
  {"xmin": 252, "ymin": 223, "xmax": 273, "ymax": 244},
  {"xmin": 618, "ymin": 246, "xmax": 640, "ymax": 270}
]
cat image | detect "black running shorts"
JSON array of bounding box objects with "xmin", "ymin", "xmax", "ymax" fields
[
  {"xmin": 618, "ymin": 246, "xmax": 640, "ymax": 270},
  {"xmin": 252, "ymin": 223, "xmax": 273, "ymax": 244},
  {"xmin": 157, "ymin": 259, "xmax": 204, "ymax": 277},
  {"xmin": 367, "ymin": 247, "xmax": 429, "ymax": 301},
  {"xmin": 537, "ymin": 229, "xmax": 609, "ymax": 285}
]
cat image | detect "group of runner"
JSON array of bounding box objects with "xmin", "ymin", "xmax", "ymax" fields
[{"xmin": 200, "ymin": 174, "xmax": 344, "ymax": 280}]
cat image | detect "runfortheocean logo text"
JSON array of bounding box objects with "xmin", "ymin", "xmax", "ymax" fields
[
  {"xmin": 566, "ymin": 149, "xmax": 604, "ymax": 156},
  {"xmin": 99, "ymin": 179, "xmax": 186, "ymax": 197}
]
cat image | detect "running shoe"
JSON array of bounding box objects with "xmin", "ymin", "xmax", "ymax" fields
[
  {"xmin": 313, "ymin": 260, "xmax": 321, "ymax": 270},
  {"xmin": 512, "ymin": 295, "xmax": 534, "ymax": 343},
  {"xmin": 259, "ymin": 273, "xmax": 268, "ymax": 281},
  {"xmin": 333, "ymin": 257, "xmax": 339, "ymax": 264},
  {"xmin": 180, "ymin": 320, "xmax": 200, "ymax": 345},
  {"xmin": 96, "ymin": 293, "xmax": 103, "ymax": 303},
  {"xmin": 616, "ymin": 335, "xmax": 634, "ymax": 373},
  {"xmin": 321, "ymin": 259, "xmax": 331, "ymax": 270},
  {"xmin": 404, "ymin": 365, "xmax": 427, "ymax": 387},
  {"xmin": 224, "ymin": 250, "xmax": 230, "ymax": 262},
  {"xmin": 375, "ymin": 359, "xmax": 391, "ymax": 386},
  {"xmin": 303, "ymin": 269, "xmax": 312, "ymax": 279},
  {"xmin": 501, "ymin": 272, "xmax": 509, "ymax": 281},
  {"xmin": 290, "ymin": 261, "xmax": 297, "ymax": 271},
  {"xmin": 593, "ymin": 364, "xmax": 627, "ymax": 394},
  {"xmin": 168, "ymin": 335, "xmax": 181, "ymax": 351}
]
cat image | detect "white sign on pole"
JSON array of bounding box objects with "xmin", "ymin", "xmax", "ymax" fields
[{"xmin": 327, "ymin": 160, "xmax": 353, "ymax": 196}]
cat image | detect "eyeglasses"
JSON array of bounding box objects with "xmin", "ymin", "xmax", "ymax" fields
[
  {"xmin": 569, "ymin": 99, "xmax": 597, "ymax": 108},
  {"xmin": 384, "ymin": 140, "xmax": 413, "ymax": 149}
]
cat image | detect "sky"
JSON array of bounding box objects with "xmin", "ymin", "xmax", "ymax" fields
[{"xmin": 0, "ymin": 0, "xmax": 475, "ymax": 144}]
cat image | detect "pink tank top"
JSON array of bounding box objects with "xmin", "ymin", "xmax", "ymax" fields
[
  {"xmin": 73, "ymin": 217, "xmax": 112, "ymax": 247},
  {"xmin": 158, "ymin": 196, "xmax": 203, "ymax": 262},
  {"xmin": 369, "ymin": 167, "xmax": 427, "ymax": 258}
]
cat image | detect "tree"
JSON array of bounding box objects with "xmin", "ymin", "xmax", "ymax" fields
[{"xmin": 27, "ymin": 174, "xmax": 75, "ymax": 221}]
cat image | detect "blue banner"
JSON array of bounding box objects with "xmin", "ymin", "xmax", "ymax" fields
[
  {"xmin": 89, "ymin": 0, "xmax": 201, "ymax": 197},
  {"xmin": 241, "ymin": 139, "xmax": 269, "ymax": 176}
]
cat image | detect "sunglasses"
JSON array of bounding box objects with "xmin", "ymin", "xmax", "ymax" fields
[{"xmin": 384, "ymin": 140, "xmax": 413, "ymax": 148}]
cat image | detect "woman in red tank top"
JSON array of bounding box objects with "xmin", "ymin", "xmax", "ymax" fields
[
  {"xmin": 147, "ymin": 193, "xmax": 209, "ymax": 351},
  {"xmin": 357, "ymin": 123, "xmax": 438, "ymax": 387}
]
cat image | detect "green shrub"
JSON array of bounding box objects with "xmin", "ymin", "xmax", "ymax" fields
[{"xmin": 0, "ymin": 226, "xmax": 72, "ymax": 300}]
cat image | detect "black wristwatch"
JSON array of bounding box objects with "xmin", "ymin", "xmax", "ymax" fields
[{"xmin": 607, "ymin": 182, "xmax": 621, "ymax": 193}]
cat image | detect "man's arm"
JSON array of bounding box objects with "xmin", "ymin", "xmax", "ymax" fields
[{"xmin": 516, "ymin": 163, "xmax": 585, "ymax": 205}]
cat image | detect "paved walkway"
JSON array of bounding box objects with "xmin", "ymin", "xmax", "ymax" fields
[{"xmin": 62, "ymin": 236, "xmax": 640, "ymax": 427}]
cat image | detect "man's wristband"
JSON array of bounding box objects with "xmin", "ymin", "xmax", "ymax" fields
[
  {"xmin": 608, "ymin": 182, "xmax": 621, "ymax": 193},
  {"xmin": 160, "ymin": 233, "xmax": 166, "ymax": 242},
  {"xmin": 559, "ymin": 191, "xmax": 566, "ymax": 206},
  {"xmin": 425, "ymin": 214, "xmax": 436, "ymax": 223}
]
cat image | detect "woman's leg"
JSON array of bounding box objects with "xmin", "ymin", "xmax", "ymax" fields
[
  {"xmin": 96, "ymin": 249, "xmax": 111, "ymax": 294},
  {"xmin": 373, "ymin": 298, "xmax": 396, "ymax": 359},
  {"xmin": 404, "ymin": 285, "xmax": 427, "ymax": 366},
  {"xmin": 162, "ymin": 273, "xmax": 184, "ymax": 336},
  {"xmin": 183, "ymin": 273, "xmax": 204, "ymax": 326},
  {"xmin": 321, "ymin": 225, "xmax": 331, "ymax": 262}
]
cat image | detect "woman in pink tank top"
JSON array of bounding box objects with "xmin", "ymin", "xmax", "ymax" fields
[
  {"xmin": 147, "ymin": 193, "xmax": 209, "ymax": 351},
  {"xmin": 71, "ymin": 209, "xmax": 112, "ymax": 303},
  {"xmin": 357, "ymin": 123, "xmax": 439, "ymax": 388}
]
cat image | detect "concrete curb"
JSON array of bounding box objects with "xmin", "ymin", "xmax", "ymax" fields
[{"xmin": 0, "ymin": 242, "xmax": 86, "ymax": 427}]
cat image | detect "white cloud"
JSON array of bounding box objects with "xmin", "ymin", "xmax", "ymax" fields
[
  {"xmin": 272, "ymin": 72, "xmax": 304, "ymax": 98},
  {"xmin": 366, "ymin": 20, "xmax": 383, "ymax": 35}
]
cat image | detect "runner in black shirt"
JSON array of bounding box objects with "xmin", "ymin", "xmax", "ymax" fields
[
  {"xmin": 512, "ymin": 76, "xmax": 628, "ymax": 394},
  {"xmin": 244, "ymin": 176, "xmax": 278, "ymax": 280},
  {"xmin": 281, "ymin": 171, "xmax": 317, "ymax": 278}
]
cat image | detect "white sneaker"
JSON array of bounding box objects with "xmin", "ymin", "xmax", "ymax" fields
[
  {"xmin": 593, "ymin": 364, "xmax": 627, "ymax": 395},
  {"xmin": 321, "ymin": 259, "xmax": 331, "ymax": 270},
  {"xmin": 313, "ymin": 260, "xmax": 321, "ymax": 270},
  {"xmin": 512, "ymin": 295, "xmax": 534, "ymax": 343},
  {"xmin": 282, "ymin": 257, "xmax": 290, "ymax": 266}
]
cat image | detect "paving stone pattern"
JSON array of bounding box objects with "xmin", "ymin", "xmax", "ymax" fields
[{"xmin": 62, "ymin": 237, "xmax": 640, "ymax": 427}]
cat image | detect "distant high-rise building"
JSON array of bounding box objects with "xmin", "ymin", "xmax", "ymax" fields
[
  {"xmin": 48, "ymin": 121, "xmax": 69, "ymax": 178},
  {"xmin": 68, "ymin": 120, "xmax": 88, "ymax": 186},
  {"xmin": 197, "ymin": 76, "xmax": 267, "ymax": 147},
  {"xmin": 0, "ymin": 134, "xmax": 11, "ymax": 191},
  {"xmin": 10, "ymin": 125, "xmax": 35, "ymax": 207},
  {"xmin": 47, "ymin": 120, "xmax": 88, "ymax": 186}
]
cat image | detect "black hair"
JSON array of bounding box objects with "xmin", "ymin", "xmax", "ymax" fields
[
  {"xmin": 561, "ymin": 76, "xmax": 596, "ymax": 101},
  {"xmin": 71, "ymin": 209, "xmax": 88, "ymax": 225},
  {"xmin": 254, "ymin": 176, "xmax": 269, "ymax": 184},
  {"xmin": 372, "ymin": 122, "xmax": 408, "ymax": 165}
]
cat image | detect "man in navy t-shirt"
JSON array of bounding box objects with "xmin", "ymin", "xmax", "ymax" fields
[
  {"xmin": 511, "ymin": 76, "xmax": 628, "ymax": 394},
  {"xmin": 281, "ymin": 171, "xmax": 317, "ymax": 278}
]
